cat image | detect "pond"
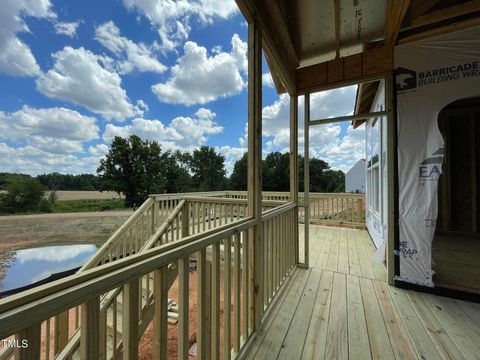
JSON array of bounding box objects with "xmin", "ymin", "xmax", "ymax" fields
[{"xmin": 0, "ymin": 244, "xmax": 98, "ymax": 294}]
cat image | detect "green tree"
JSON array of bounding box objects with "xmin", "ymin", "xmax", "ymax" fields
[
  {"xmin": 164, "ymin": 151, "xmax": 192, "ymax": 193},
  {"xmin": 97, "ymin": 135, "xmax": 168, "ymax": 207},
  {"xmin": 229, "ymin": 153, "xmax": 248, "ymax": 190},
  {"xmin": 188, "ymin": 146, "xmax": 226, "ymax": 191},
  {"xmin": 262, "ymin": 152, "xmax": 290, "ymax": 191},
  {"xmin": 0, "ymin": 175, "xmax": 49, "ymax": 213}
]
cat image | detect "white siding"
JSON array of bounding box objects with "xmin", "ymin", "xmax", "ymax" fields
[{"xmin": 345, "ymin": 159, "xmax": 366, "ymax": 193}]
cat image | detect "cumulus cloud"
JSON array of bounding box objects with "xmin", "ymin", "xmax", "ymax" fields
[
  {"xmin": 54, "ymin": 21, "xmax": 81, "ymax": 37},
  {"xmin": 262, "ymin": 72, "xmax": 274, "ymax": 88},
  {"xmin": 260, "ymin": 86, "xmax": 364, "ymax": 172},
  {"xmin": 122, "ymin": 0, "xmax": 238, "ymax": 51},
  {"xmin": 0, "ymin": 142, "xmax": 103, "ymax": 175},
  {"xmin": 95, "ymin": 21, "xmax": 167, "ymax": 75},
  {"xmin": 152, "ymin": 34, "xmax": 247, "ymax": 105},
  {"xmin": 103, "ymin": 107, "xmax": 223, "ymax": 151},
  {"xmin": 36, "ymin": 47, "xmax": 142, "ymax": 121},
  {"xmin": 0, "ymin": 106, "xmax": 99, "ymax": 154},
  {"xmin": 0, "ymin": 0, "xmax": 55, "ymax": 77}
]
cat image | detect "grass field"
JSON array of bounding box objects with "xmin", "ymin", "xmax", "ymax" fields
[
  {"xmin": 50, "ymin": 191, "xmax": 124, "ymax": 201},
  {"xmin": 52, "ymin": 199, "xmax": 126, "ymax": 213}
]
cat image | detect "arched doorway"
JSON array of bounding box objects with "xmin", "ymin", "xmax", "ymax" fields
[{"xmin": 434, "ymin": 97, "xmax": 480, "ymax": 293}]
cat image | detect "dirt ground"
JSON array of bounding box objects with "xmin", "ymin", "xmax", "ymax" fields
[{"xmin": 0, "ymin": 210, "xmax": 133, "ymax": 250}]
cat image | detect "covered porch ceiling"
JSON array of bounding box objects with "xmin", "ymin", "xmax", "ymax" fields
[{"xmin": 235, "ymin": 0, "xmax": 480, "ymax": 95}]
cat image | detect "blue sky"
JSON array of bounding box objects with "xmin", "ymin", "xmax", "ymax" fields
[{"xmin": 0, "ymin": 0, "xmax": 365, "ymax": 176}]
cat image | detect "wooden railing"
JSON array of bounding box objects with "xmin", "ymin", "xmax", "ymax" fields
[{"xmin": 0, "ymin": 202, "xmax": 297, "ymax": 360}]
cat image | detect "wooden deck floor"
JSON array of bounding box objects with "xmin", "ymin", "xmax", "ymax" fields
[{"xmin": 245, "ymin": 225, "xmax": 480, "ymax": 360}]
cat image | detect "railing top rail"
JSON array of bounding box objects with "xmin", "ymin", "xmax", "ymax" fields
[
  {"xmin": 140, "ymin": 199, "xmax": 185, "ymax": 251},
  {"xmin": 182, "ymin": 196, "xmax": 286, "ymax": 206},
  {"xmin": 0, "ymin": 202, "xmax": 296, "ymax": 338},
  {"xmin": 79, "ymin": 197, "xmax": 155, "ymax": 271},
  {"xmin": 149, "ymin": 191, "xmax": 228, "ymax": 200}
]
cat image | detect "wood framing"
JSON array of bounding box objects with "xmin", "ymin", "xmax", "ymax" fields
[
  {"xmin": 385, "ymin": 0, "xmax": 411, "ymax": 47},
  {"xmin": 290, "ymin": 95, "xmax": 299, "ymax": 265},
  {"xmin": 235, "ymin": 0, "xmax": 297, "ymax": 94},
  {"xmin": 295, "ymin": 47, "xmax": 393, "ymax": 94},
  {"xmin": 303, "ymin": 93, "xmax": 310, "ymax": 269},
  {"xmin": 404, "ymin": 0, "xmax": 480, "ymax": 31},
  {"xmin": 247, "ymin": 19, "xmax": 264, "ymax": 329},
  {"xmin": 385, "ymin": 73, "xmax": 396, "ymax": 286}
]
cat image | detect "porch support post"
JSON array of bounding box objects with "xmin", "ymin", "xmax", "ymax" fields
[
  {"xmin": 386, "ymin": 72, "xmax": 396, "ymax": 285},
  {"xmin": 290, "ymin": 95, "xmax": 299, "ymax": 264},
  {"xmin": 247, "ymin": 18, "xmax": 264, "ymax": 329},
  {"xmin": 303, "ymin": 93, "xmax": 310, "ymax": 268}
]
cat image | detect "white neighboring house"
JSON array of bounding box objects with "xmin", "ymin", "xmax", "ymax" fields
[{"xmin": 345, "ymin": 159, "xmax": 366, "ymax": 193}]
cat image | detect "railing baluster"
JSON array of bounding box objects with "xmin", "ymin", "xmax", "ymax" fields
[
  {"xmin": 196, "ymin": 249, "xmax": 210, "ymax": 359},
  {"xmin": 123, "ymin": 279, "xmax": 139, "ymax": 360},
  {"xmin": 178, "ymin": 257, "xmax": 189, "ymax": 360},
  {"xmin": 80, "ymin": 296, "xmax": 100, "ymax": 360},
  {"xmin": 15, "ymin": 323, "xmax": 41, "ymax": 360},
  {"xmin": 54, "ymin": 311, "xmax": 68, "ymax": 355},
  {"xmin": 224, "ymin": 237, "xmax": 232, "ymax": 360},
  {"xmin": 268, "ymin": 218, "xmax": 273, "ymax": 301},
  {"xmin": 113, "ymin": 297, "xmax": 118, "ymax": 360},
  {"xmin": 233, "ymin": 233, "xmax": 241, "ymax": 353},
  {"xmin": 241, "ymin": 230, "xmax": 248, "ymax": 345},
  {"xmin": 45, "ymin": 318, "xmax": 50, "ymax": 360},
  {"xmin": 212, "ymin": 242, "xmax": 221, "ymax": 360}
]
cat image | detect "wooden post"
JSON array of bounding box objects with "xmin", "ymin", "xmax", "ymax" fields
[
  {"xmin": 386, "ymin": 73, "xmax": 396, "ymax": 285},
  {"xmin": 123, "ymin": 280, "xmax": 139, "ymax": 360},
  {"xmin": 153, "ymin": 268, "xmax": 168, "ymax": 360},
  {"xmin": 290, "ymin": 95, "xmax": 299, "ymax": 266},
  {"xmin": 80, "ymin": 296, "xmax": 100, "ymax": 360},
  {"xmin": 303, "ymin": 93, "xmax": 310, "ymax": 268},
  {"xmin": 15, "ymin": 323, "xmax": 41, "ymax": 360},
  {"xmin": 54, "ymin": 311, "xmax": 69, "ymax": 355},
  {"xmin": 247, "ymin": 19, "xmax": 264, "ymax": 329}
]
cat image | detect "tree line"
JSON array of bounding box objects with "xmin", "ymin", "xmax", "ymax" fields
[{"xmin": 0, "ymin": 135, "xmax": 344, "ymax": 211}]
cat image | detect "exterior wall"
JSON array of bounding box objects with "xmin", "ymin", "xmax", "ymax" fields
[
  {"xmin": 345, "ymin": 159, "xmax": 366, "ymax": 193},
  {"xmin": 365, "ymin": 80, "xmax": 389, "ymax": 250}
]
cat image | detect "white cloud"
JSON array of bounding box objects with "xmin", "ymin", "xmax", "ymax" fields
[
  {"xmin": 0, "ymin": 0, "xmax": 55, "ymax": 77},
  {"xmin": 216, "ymin": 145, "xmax": 246, "ymax": 175},
  {"xmin": 36, "ymin": 46, "xmax": 142, "ymax": 121},
  {"xmin": 0, "ymin": 106, "xmax": 99, "ymax": 154},
  {"xmin": 122, "ymin": 0, "xmax": 238, "ymax": 51},
  {"xmin": 54, "ymin": 21, "xmax": 81, "ymax": 37},
  {"xmin": 95, "ymin": 21, "xmax": 167, "ymax": 75},
  {"xmin": 0, "ymin": 142, "xmax": 103, "ymax": 175},
  {"xmin": 260, "ymin": 86, "xmax": 363, "ymax": 172},
  {"xmin": 88, "ymin": 143, "xmax": 109, "ymax": 157},
  {"xmin": 152, "ymin": 34, "xmax": 247, "ymax": 105},
  {"xmin": 263, "ymin": 72, "xmax": 274, "ymax": 88},
  {"xmin": 103, "ymin": 107, "xmax": 223, "ymax": 151}
]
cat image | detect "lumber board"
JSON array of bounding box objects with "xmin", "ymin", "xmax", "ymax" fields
[
  {"xmin": 277, "ymin": 269, "xmax": 322, "ymax": 359},
  {"xmin": 346, "ymin": 275, "xmax": 371, "ymax": 360}
]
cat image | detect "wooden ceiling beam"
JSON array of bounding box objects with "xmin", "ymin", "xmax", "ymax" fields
[
  {"xmin": 403, "ymin": 0, "xmax": 480, "ymax": 31},
  {"xmin": 408, "ymin": 0, "xmax": 441, "ymax": 18},
  {"xmin": 334, "ymin": 0, "xmax": 341, "ymax": 59},
  {"xmin": 385, "ymin": 0, "xmax": 411, "ymax": 47},
  {"xmin": 296, "ymin": 47, "xmax": 393, "ymax": 95}
]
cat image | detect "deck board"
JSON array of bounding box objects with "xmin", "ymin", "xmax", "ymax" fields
[{"xmin": 246, "ymin": 225, "xmax": 480, "ymax": 360}]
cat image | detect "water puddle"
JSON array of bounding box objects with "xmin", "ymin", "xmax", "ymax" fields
[{"xmin": 0, "ymin": 244, "xmax": 98, "ymax": 293}]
